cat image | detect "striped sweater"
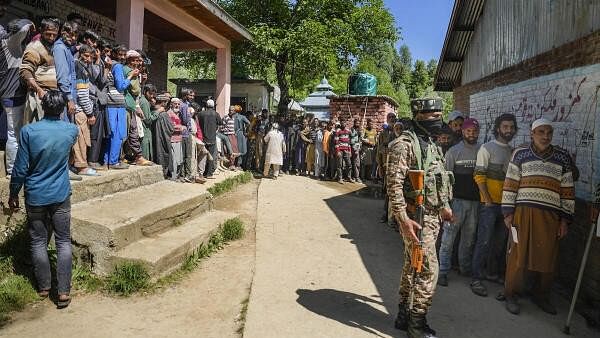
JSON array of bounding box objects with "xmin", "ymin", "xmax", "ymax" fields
[
  {"xmin": 474, "ymin": 140, "xmax": 512, "ymax": 203},
  {"xmin": 502, "ymin": 145, "xmax": 575, "ymax": 221},
  {"xmin": 334, "ymin": 128, "xmax": 351, "ymax": 153}
]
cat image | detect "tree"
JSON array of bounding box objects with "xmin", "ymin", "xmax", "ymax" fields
[
  {"xmin": 408, "ymin": 59, "xmax": 430, "ymax": 99},
  {"xmin": 174, "ymin": 0, "xmax": 398, "ymax": 115}
]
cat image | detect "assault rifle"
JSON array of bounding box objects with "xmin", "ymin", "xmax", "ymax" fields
[{"xmin": 407, "ymin": 169, "xmax": 425, "ymax": 312}]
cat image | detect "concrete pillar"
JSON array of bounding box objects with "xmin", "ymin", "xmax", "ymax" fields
[
  {"xmin": 216, "ymin": 44, "xmax": 231, "ymax": 117},
  {"xmin": 116, "ymin": 0, "xmax": 145, "ymax": 50}
]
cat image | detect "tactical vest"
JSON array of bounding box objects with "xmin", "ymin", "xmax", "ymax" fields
[{"xmin": 402, "ymin": 130, "xmax": 454, "ymax": 210}]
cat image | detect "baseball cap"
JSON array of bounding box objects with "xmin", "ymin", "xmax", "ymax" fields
[
  {"xmin": 448, "ymin": 111, "xmax": 464, "ymax": 122},
  {"xmin": 462, "ymin": 117, "xmax": 480, "ymax": 130},
  {"xmin": 531, "ymin": 118, "xmax": 553, "ymax": 131}
]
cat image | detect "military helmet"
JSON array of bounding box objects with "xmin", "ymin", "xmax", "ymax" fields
[{"xmin": 410, "ymin": 97, "xmax": 443, "ymax": 114}]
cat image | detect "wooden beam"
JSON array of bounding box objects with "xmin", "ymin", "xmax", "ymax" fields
[
  {"xmin": 163, "ymin": 41, "xmax": 215, "ymax": 51},
  {"xmin": 144, "ymin": 0, "xmax": 229, "ymax": 48}
]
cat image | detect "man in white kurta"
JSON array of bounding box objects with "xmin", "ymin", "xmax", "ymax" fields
[{"xmin": 263, "ymin": 123, "xmax": 286, "ymax": 178}]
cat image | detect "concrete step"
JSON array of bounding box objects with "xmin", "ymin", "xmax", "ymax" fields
[
  {"xmin": 71, "ymin": 180, "xmax": 213, "ymax": 274},
  {"xmin": 70, "ymin": 170, "xmax": 243, "ymax": 275},
  {"xmin": 110, "ymin": 210, "xmax": 238, "ymax": 277},
  {"xmin": 70, "ymin": 165, "xmax": 165, "ymax": 203}
]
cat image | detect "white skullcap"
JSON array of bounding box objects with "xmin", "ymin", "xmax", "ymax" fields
[
  {"xmin": 206, "ymin": 99, "xmax": 215, "ymax": 108},
  {"xmin": 531, "ymin": 118, "xmax": 553, "ymax": 131}
]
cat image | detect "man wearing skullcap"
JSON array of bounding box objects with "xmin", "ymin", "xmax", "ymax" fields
[{"xmin": 502, "ymin": 118, "xmax": 574, "ymax": 315}]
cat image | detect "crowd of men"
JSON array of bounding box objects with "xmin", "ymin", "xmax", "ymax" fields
[
  {"xmin": 0, "ymin": 12, "xmax": 579, "ymax": 331},
  {"xmin": 385, "ymin": 98, "xmax": 577, "ymax": 337}
]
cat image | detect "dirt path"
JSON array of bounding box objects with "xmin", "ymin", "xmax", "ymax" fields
[
  {"xmin": 243, "ymin": 175, "xmax": 597, "ymax": 338},
  {"xmin": 0, "ymin": 181, "xmax": 259, "ymax": 338}
]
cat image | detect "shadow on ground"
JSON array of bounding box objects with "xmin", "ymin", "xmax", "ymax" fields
[
  {"xmin": 294, "ymin": 183, "xmax": 404, "ymax": 335},
  {"xmin": 296, "ymin": 288, "xmax": 401, "ymax": 337}
]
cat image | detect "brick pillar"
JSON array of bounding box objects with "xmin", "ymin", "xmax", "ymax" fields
[
  {"xmin": 216, "ymin": 43, "xmax": 231, "ymax": 117},
  {"xmin": 116, "ymin": 0, "xmax": 145, "ymax": 50}
]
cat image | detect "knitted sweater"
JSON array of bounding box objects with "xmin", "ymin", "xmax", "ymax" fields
[
  {"xmin": 334, "ymin": 128, "xmax": 351, "ymax": 153},
  {"xmin": 502, "ymin": 145, "xmax": 575, "ymax": 221},
  {"xmin": 474, "ymin": 140, "xmax": 512, "ymax": 204}
]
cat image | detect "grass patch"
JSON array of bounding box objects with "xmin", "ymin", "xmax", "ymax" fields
[
  {"xmin": 107, "ymin": 262, "xmax": 150, "ymax": 296},
  {"xmin": 221, "ymin": 217, "xmax": 245, "ymax": 241},
  {"xmin": 155, "ymin": 217, "xmax": 245, "ymax": 289},
  {"xmin": 208, "ymin": 171, "xmax": 253, "ymax": 197},
  {"xmin": 236, "ymin": 296, "xmax": 250, "ymax": 335},
  {"xmin": 0, "ymin": 274, "xmax": 37, "ymax": 320}
]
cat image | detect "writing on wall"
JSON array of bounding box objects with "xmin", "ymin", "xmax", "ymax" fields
[{"xmin": 470, "ymin": 64, "xmax": 600, "ymax": 201}]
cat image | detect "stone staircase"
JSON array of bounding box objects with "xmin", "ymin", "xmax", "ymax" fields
[{"xmin": 68, "ymin": 166, "xmax": 239, "ymax": 277}]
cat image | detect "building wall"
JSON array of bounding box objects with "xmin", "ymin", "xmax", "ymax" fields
[
  {"xmin": 178, "ymin": 82, "xmax": 270, "ymax": 112},
  {"xmin": 329, "ymin": 97, "xmax": 397, "ymax": 131},
  {"xmin": 462, "ymin": 0, "xmax": 600, "ymax": 85},
  {"xmin": 5, "ymin": 0, "xmax": 167, "ymax": 89},
  {"xmin": 455, "ymin": 29, "xmax": 600, "ymax": 306}
]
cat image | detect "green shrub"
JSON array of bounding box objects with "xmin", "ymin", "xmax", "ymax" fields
[
  {"xmin": 107, "ymin": 262, "xmax": 150, "ymax": 296},
  {"xmin": 208, "ymin": 172, "xmax": 253, "ymax": 197},
  {"xmin": 72, "ymin": 263, "xmax": 104, "ymax": 292},
  {"xmin": 221, "ymin": 217, "xmax": 245, "ymax": 241},
  {"xmin": 0, "ymin": 274, "xmax": 37, "ymax": 318}
]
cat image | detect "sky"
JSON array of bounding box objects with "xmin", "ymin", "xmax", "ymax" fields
[{"xmin": 384, "ymin": 0, "xmax": 454, "ymax": 63}]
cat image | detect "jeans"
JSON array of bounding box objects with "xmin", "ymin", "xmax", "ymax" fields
[
  {"xmin": 27, "ymin": 198, "xmax": 72, "ymax": 294},
  {"xmin": 104, "ymin": 107, "xmax": 127, "ymax": 165},
  {"xmin": 471, "ymin": 204, "xmax": 506, "ymax": 280},
  {"xmin": 439, "ymin": 199, "xmax": 480, "ymax": 275},
  {"xmin": 336, "ymin": 151, "xmax": 351, "ymax": 180},
  {"xmin": 351, "ymin": 149, "xmax": 360, "ymax": 179}
]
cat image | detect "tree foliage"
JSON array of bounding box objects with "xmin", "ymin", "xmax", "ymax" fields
[{"xmin": 172, "ymin": 0, "xmax": 453, "ymax": 115}]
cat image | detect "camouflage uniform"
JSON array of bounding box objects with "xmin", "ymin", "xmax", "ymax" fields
[{"xmin": 387, "ymin": 106, "xmax": 453, "ymax": 324}]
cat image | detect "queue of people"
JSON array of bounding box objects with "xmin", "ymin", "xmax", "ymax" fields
[{"xmin": 384, "ymin": 98, "xmax": 577, "ymax": 337}]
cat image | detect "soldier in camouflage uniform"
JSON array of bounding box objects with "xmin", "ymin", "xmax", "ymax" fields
[
  {"xmin": 377, "ymin": 112, "xmax": 398, "ymax": 223},
  {"xmin": 388, "ymin": 98, "xmax": 454, "ymax": 338}
]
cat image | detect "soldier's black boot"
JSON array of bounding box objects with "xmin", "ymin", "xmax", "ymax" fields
[
  {"xmin": 394, "ymin": 304, "xmax": 408, "ymax": 330},
  {"xmin": 407, "ymin": 315, "xmax": 437, "ymax": 338}
]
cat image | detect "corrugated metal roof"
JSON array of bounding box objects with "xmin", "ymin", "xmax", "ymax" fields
[
  {"xmin": 461, "ymin": 0, "xmax": 600, "ymax": 84},
  {"xmin": 434, "ymin": 0, "xmax": 486, "ymax": 91}
]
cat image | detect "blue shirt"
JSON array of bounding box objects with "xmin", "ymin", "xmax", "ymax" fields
[
  {"xmin": 10, "ymin": 117, "xmax": 78, "ymax": 206},
  {"xmin": 52, "ymin": 38, "xmax": 76, "ymax": 101}
]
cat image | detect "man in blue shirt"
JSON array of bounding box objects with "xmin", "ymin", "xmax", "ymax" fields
[{"xmin": 9, "ymin": 90, "xmax": 78, "ymax": 309}]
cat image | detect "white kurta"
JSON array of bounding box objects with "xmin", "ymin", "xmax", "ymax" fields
[{"xmin": 264, "ymin": 130, "xmax": 286, "ymax": 165}]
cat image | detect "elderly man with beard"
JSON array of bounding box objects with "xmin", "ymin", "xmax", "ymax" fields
[
  {"xmin": 470, "ymin": 113, "xmax": 518, "ymax": 297},
  {"xmin": 1, "ymin": 18, "xmax": 34, "ymax": 177},
  {"xmin": 501, "ymin": 118, "xmax": 574, "ymax": 315},
  {"xmin": 437, "ymin": 118, "xmax": 481, "ymax": 287}
]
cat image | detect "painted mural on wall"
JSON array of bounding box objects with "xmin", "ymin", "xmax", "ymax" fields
[{"xmin": 469, "ymin": 64, "xmax": 600, "ymax": 201}]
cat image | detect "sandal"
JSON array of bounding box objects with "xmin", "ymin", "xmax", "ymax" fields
[
  {"xmin": 38, "ymin": 289, "xmax": 50, "ymax": 299},
  {"xmin": 78, "ymin": 168, "xmax": 100, "ymax": 176},
  {"xmin": 135, "ymin": 158, "xmax": 154, "ymax": 166},
  {"xmin": 57, "ymin": 294, "xmax": 71, "ymax": 309}
]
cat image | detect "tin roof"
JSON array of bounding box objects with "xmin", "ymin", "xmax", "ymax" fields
[
  {"xmin": 433, "ymin": 0, "xmax": 486, "ymax": 91},
  {"xmin": 299, "ymin": 77, "xmax": 336, "ymax": 108}
]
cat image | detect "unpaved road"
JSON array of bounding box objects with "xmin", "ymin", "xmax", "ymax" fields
[
  {"xmin": 2, "ymin": 175, "xmax": 597, "ymax": 338},
  {"xmin": 0, "ymin": 181, "xmax": 259, "ymax": 338},
  {"xmin": 244, "ymin": 175, "xmax": 597, "ymax": 338}
]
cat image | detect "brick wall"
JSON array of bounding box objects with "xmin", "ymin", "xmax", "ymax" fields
[
  {"xmin": 455, "ymin": 29, "xmax": 600, "ymax": 305},
  {"xmin": 329, "ymin": 96, "xmax": 397, "ymax": 131}
]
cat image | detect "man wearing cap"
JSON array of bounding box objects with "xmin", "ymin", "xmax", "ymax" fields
[
  {"xmin": 447, "ymin": 110, "xmax": 464, "ymax": 145},
  {"xmin": 470, "ymin": 113, "xmax": 517, "ymax": 297},
  {"xmin": 197, "ymin": 98, "xmax": 222, "ymax": 178},
  {"xmin": 501, "ymin": 118, "xmax": 574, "ymax": 315},
  {"xmin": 438, "ymin": 118, "xmax": 481, "ymax": 287},
  {"xmin": 388, "ymin": 97, "xmax": 453, "ymax": 337}
]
